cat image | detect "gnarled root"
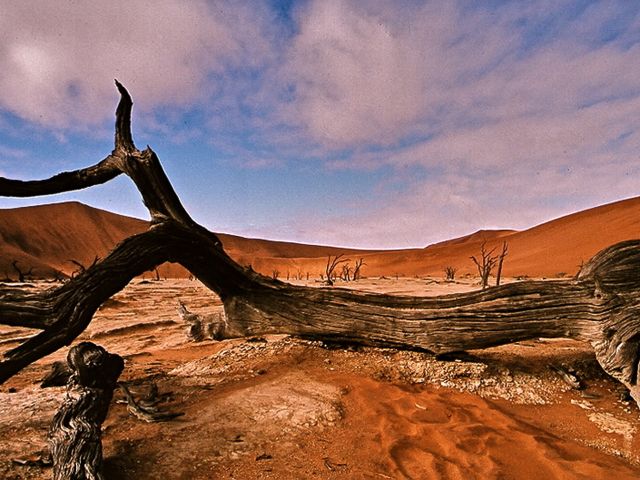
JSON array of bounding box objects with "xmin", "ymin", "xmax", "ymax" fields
[{"xmin": 49, "ymin": 342, "xmax": 123, "ymax": 480}]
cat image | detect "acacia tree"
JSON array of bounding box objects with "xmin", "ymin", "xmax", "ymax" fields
[
  {"xmin": 470, "ymin": 241, "xmax": 498, "ymax": 289},
  {"xmin": 443, "ymin": 266, "xmax": 457, "ymax": 282},
  {"xmin": 1, "ymin": 82, "xmax": 640, "ymax": 412},
  {"xmin": 353, "ymin": 258, "xmax": 366, "ymax": 281},
  {"xmin": 324, "ymin": 254, "xmax": 348, "ymax": 286},
  {"xmin": 340, "ymin": 263, "xmax": 352, "ymax": 282}
]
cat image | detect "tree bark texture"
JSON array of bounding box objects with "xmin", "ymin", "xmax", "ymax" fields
[
  {"xmin": 0, "ymin": 82, "xmax": 639, "ymax": 405},
  {"xmin": 49, "ymin": 342, "xmax": 124, "ymax": 480}
]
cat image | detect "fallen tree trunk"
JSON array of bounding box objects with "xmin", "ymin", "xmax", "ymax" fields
[{"xmin": 0, "ymin": 82, "xmax": 639, "ymax": 407}]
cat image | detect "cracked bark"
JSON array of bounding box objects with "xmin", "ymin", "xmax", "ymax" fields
[
  {"xmin": 0, "ymin": 82, "xmax": 639, "ymax": 406},
  {"xmin": 49, "ymin": 342, "xmax": 123, "ymax": 480}
]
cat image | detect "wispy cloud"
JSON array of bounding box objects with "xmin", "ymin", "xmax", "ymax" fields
[
  {"xmin": 0, "ymin": 144, "xmax": 27, "ymax": 160},
  {"xmin": 0, "ymin": 1, "xmax": 272, "ymax": 129},
  {"xmin": 1, "ymin": 0, "xmax": 639, "ymax": 247},
  {"xmin": 254, "ymin": 0, "xmax": 640, "ymax": 246}
]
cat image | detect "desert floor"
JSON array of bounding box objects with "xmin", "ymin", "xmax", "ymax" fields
[{"xmin": 1, "ymin": 277, "xmax": 639, "ymax": 479}]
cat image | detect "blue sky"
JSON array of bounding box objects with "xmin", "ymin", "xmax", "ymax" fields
[{"xmin": 0, "ymin": 0, "xmax": 639, "ymax": 248}]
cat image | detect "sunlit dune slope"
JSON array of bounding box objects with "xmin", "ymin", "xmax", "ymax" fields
[
  {"xmin": 0, "ymin": 202, "xmax": 382, "ymax": 279},
  {"xmin": 263, "ymin": 197, "xmax": 640, "ymax": 278},
  {"xmin": 222, "ymin": 197, "xmax": 640, "ymax": 278},
  {"xmin": 0, "ymin": 202, "xmax": 146, "ymax": 278},
  {"xmin": 0, "ymin": 197, "xmax": 638, "ymax": 279}
]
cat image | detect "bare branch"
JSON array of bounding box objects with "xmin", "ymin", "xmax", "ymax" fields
[
  {"xmin": 495, "ymin": 241, "xmax": 509, "ymax": 286},
  {"xmin": 443, "ymin": 266, "xmax": 457, "ymax": 281},
  {"xmin": 470, "ymin": 241, "xmax": 499, "ymax": 289},
  {"xmin": 325, "ymin": 254, "xmax": 349, "ymax": 286},
  {"xmin": 114, "ymin": 79, "xmax": 135, "ymax": 152},
  {"xmin": 353, "ymin": 258, "xmax": 366, "ymax": 281},
  {"xmin": 0, "ymin": 156, "xmax": 121, "ymax": 198}
]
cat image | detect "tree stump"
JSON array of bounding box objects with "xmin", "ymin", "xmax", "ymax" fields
[{"xmin": 49, "ymin": 342, "xmax": 124, "ymax": 480}]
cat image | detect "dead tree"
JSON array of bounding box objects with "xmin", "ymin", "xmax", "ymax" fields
[
  {"xmin": 353, "ymin": 258, "xmax": 365, "ymax": 281},
  {"xmin": 340, "ymin": 263, "xmax": 352, "ymax": 282},
  {"xmin": 470, "ymin": 241, "xmax": 498, "ymax": 289},
  {"xmin": 11, "ymin": 260, "xmax": 33, "ymax": 282},
  {"xmin": 443, "ymin": 266, "xmax": 457, "ymax": 282},
  {"xmin": 69, "ymin": 257, "xmax": 99, "ymax": 279},
  {"xmin": 69, "ymin": 260, "xmax": 86, "ymax": 278},
  {"xmin": 325, "ymin": 254, "xmax": 348, "ymax": 286},
  {"xmin": 49, "ymin": 342, "xmax": 124, "ymax": 480},
  {"xmin": 52, "ymin": 270, "xmax": 68, "ymax": 283},
  {"xmin": 1, "ymin": 82, "xmax": 640, "ymax": 411},
  {"xmin": 271, "ymin": 269, "xmax": 280, "ymax": 280},
  {"xmin": 495, "ymin": 241, "xmax": 509, "ymax": 286}
]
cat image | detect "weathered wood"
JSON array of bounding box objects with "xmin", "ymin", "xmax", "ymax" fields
[
  {"xmin": 117, "ymin": 382, "xmax": 184, "ymax": 423},
  {"xmin": 49, "ymin": 342, "xmax": 123, "ymax": 480},
  {"xmin": 0, "ymin": 82, "xmax": 639, "ymax": 407},
  {"xmin": 177, "ymin": 300, "xmax": 226, "ymax": 341}
]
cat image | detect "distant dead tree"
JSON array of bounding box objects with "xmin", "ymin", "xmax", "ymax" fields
[
  {"xmin": 271, "ymin": 269, "xmax": 280, "ymax": 280},
  {"xmin": 52, "ymin": 270, "xmax": 67, "ymax": 283},
  {"xmin": 69, "ymin": 257, "xmax": 99, "ymax": 278},
  {"xmin": 68, "ymin": 260, "xmax": 84, "ymax": 278},
  {"xmin": 495, "ymin": 241, "xmax": 509, "ymax": 286},
  {"xmin": 470, "ymin": 241, "xmax": 499, "ymax": 289},
  {"xmin": 325, "ymin": 254, "xmax": 349, "ymax": 286},
  {"xmin": 353, "ymin": 258, "xmax": 366, "ymax": 281},
  {"xmin": 443, "ymin": 266, "xmax": 458, "ymax": 281},
  {"xmin": 11, "ymin": 260, "xmax": 33, "ymax": 283},
  {"xmin": 340, "ymin": 263, "xmax": 352, "ymax": 282}
]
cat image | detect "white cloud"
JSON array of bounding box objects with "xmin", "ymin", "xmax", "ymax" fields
[
  {"xmin": 282, "ymin": 151, "xmax": 640, "ymax": 249},
  {"xmin": 276, "ymin": 0, "xmax": 640, "ymax": 163},
  {"xmin": 0, "ymin": 145, "xmax": 27, "ymax": 160},
  {"xmin": 277, "ymin": 0, "xmax": 528, "ymax": 148},
  {"xmin": 0, "ymin": 1, "xmax": 270, "ymax": 129}
]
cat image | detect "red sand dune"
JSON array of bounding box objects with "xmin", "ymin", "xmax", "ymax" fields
[
  {"xmin": 227, "ymin": 196, "xmax": 640, "ymax": 278},
  {"xmin": 0, "ymin": 197, "xmax": 638, "ymax": 280},
  {"xmin": 0, "ymin": 202, "xmax": 145, "ymax": 279}
]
